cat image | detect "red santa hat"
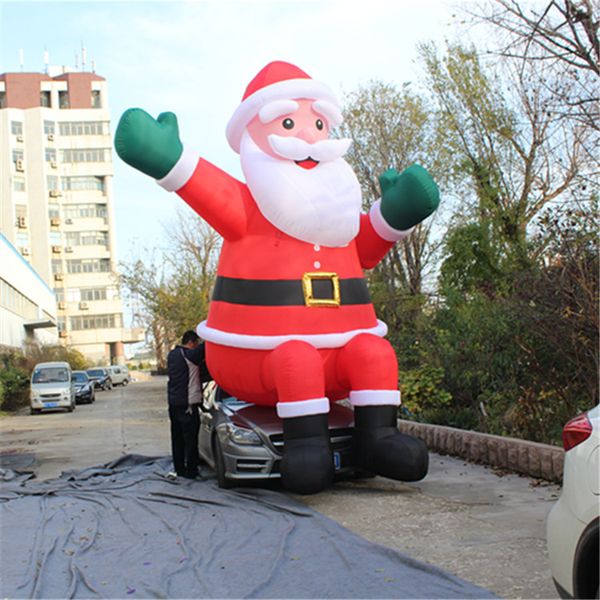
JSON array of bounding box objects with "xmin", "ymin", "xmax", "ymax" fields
[{"xmin": 226, "ymin": 61, "xmax": 341, "ymax": 153}]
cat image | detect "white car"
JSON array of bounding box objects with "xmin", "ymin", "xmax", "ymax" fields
[
  {"xmin": 108, "ymin": 365, "xmax": 130, "ymax": 386},
  {"xmin": 30, "ymin": 361, "xmax": 76, "ymax": 414},
  {"xmin": 547, "ymin": 404, "xmax": 599, "ymax": 599}
]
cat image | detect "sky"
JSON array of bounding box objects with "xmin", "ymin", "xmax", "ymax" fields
[{"xmin": 1, "ymin": 0, "xmax": 472, "ymax": 329}]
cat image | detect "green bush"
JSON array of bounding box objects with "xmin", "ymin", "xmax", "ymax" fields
[
  {"xmin": 400, "ymin": 365, "xmax": 452, "ymax": 419},
  {"xmin": 0, "ymin": 354, "xmax": 29, "ymax": 411}
]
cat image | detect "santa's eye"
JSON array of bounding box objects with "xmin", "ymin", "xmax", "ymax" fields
[
  {"xmin": 316, "ymin": 119, "xmax": 324, "ymax": 130},
  {"xmin": 282, "ymin": 118, "xmax": 295, "ymax": 130}
]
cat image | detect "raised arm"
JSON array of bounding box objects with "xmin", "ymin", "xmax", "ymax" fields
[
  {"xmin": 115, "ymin": 108, "xmax": 248, "ymax": 240},
  {"xmin": 356, "ymin": 164, "xmax": 440, "ymax": 269}
]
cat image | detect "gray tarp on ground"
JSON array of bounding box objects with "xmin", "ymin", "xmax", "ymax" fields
[{"xmin": 0, "ymin": 455, "xmax": 495, "ymax": 599}]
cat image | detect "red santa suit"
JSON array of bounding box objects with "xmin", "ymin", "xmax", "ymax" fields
[{"xmin": 158, "ymin": 154, "xmax": 411, "ymax": 418}]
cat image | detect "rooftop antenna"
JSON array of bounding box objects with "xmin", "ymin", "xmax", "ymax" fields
[
  {"xmin": 19, "ymin": 48, "xmax": 24, "ymax": 71},
  {"xmin": 91, "ymin": 57, "xmax": 96, "ymax": 73},
  {"xmin": 74, "ymin": 50, "xmax": 79, "ymax": 70},
  {"xmin": 81, "ymin": 44, "xmax": 87, "ymax": 71},
  {"xmin": 43, "ymin": 48, "xmax": 49, "ymax": 74}
]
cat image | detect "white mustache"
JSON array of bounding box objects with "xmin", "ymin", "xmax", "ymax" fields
[{"xmin": 268, "ymin": 135, "xmax": 352, "ymax": 163}]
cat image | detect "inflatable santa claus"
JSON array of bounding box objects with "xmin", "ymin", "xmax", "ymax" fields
[{"xmin": 115, "ymin": 61, "xmax": 439, "ymax": 494}]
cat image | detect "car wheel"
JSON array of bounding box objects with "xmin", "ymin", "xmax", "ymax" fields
[
  {"xmin": 30, "ymin": 408, "xmax": 40, "ymax": 415},
  {"xmin": 67, "ymin": 402, "xmax": 75, "ymax": 413},
  {"xmin": 213, "ymin": 435, "xmax": 232, "ymax": 489},
  {"xmin": 122, "ymin": 379, "xmax": 129, "ymax": 387}
]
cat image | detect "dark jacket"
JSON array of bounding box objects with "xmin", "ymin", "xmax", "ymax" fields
[{"xmin": 167, "ymin": 343, "xmax": 211, "ymax": 407}]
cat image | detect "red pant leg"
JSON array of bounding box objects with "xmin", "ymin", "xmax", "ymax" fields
[{"xmin": 335, "ymin": 333, "xmax": 398, "ymax": 391}]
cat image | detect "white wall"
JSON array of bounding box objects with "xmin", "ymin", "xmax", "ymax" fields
[{"xmin": 0, "ymin": 232, "xmax": 58, "ymax": 348}]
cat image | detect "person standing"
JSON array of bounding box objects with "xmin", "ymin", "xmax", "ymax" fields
[{"xmin": 167, "ymin": 330, "xmax": 210, "ymax": 479}]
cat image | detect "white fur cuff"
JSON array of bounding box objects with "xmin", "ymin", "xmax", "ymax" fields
[
  {"xmin": 349, "ymin": 390, "xmax": 401, "ymax": 407},
  {"xmin": 156, "ymin": 146, "xmax": 199, "ymax": 192},
  {"xmin": 369, "ymin": 200, "xmax": 414, "ymax": 243},
  {"xmin": 276, "ymin": 397, "xmax": 330, "ymax": 418}
]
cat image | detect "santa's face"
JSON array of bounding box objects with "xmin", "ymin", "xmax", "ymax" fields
[{"xmin": 241, "ymin": 99, "xmax": 362, "ymax": 248}]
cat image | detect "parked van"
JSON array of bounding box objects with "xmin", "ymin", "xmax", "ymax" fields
[
  {"xmin": 108, "ymin": 365, "xmax": 130, "ymax": 386},
  {"xmin": 30, "ymin": 361, "xmax": 75, "ymax": 414}
]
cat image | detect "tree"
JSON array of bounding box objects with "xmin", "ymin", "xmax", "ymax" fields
[
  {"xmin": 419, "ymin": 41, "xmax": 595, "ymax": 271},
  {"xmin": 121, "ymin": 210, "xmax": 220, "ymax": 370},
  {"xmin": 470, "ymin": 0, "xmax": 599, "ymax": 131},
  {"xmin": 338, "ymin": 81, "xmax": 445, "ymax": 338}
]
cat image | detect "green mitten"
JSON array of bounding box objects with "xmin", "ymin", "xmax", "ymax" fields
[
  {"xmin": 114, "ymin": 108, "xmax": 183, "ymax": 179},
  {"xmin": 379, "ymin": 164, "xmax": 440, "ymax": 231}
]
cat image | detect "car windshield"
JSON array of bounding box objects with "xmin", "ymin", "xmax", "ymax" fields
[
  {"xmin": 87, "ymin": 369, "xmax": 105, "ymax": 377},
  {"xmin": 32, "ymin": 367, "xmax": 69, "ymax": 383},
  {"xmin": 72, "ymin": 372, "xmax": 89, "ymax": 383}
]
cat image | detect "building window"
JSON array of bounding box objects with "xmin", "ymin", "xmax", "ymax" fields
[
  {"xmin": 80, "ymin": 287, "xmax": 108, "ymax": 301},
  {"xmin": 54, "ymin": 288, "xmax": 65, "ymax": 302},
  {"xmin": 61, "ymin": 176, "xmax": 105, "ymax": 192},
  {"xmin": 63, "ymin": 203, "xmax": 108, "ymax": 221},
  {"xmin": 13, "ymin": 177, "xmax": 26, "ymax": 192},
  {"xmin": 40, "ymin": 91, "xmax": 51, "ymax": 107},
  {"xmin": 0, "ymin": 92, "xmax": 6, "ymax": 109},
  {"xmin": 91, "ymin": 90, "xmax": 102, "ymax": 108},
  {"xmin": 51, "ymin": 259, "xmax": 63, "ymax": 274},
  {"xmin": 45, "ymin": 148, "xmax": 57, "ymax": 163},
  {"xmin": 47, "ymin": 175, "xmax": 59, "ymax": 192},
  {"xmin": 44, "ymin": 120, "xmax": 56, "ymax": 135},
  {"xmin": 16, "ymin": 231, "xmax": 29, "ymax": 247},
  {"xmin": 58, "ymin": 90, "xmax": 69, "ymax": 109},
  {"xmin": 65, "ymin": 231, "xmax": 109, "ymax": 247},
  {"xmin": 60, "ymin": 148, "xmax": 109, "ymax": 163},
  {"xmin": 67, "ymin": 258, "xmax": 111, "ymax": 274},
  {"xmin": 11, "ymin": 121, "xmax": 23, "ymax": 136},
  {"xmin": 70, "ymin": 313, "xmax": 121, "ymax": 331},
  {"xmin": 59, "ymin": 121, "xmax": 107, "ymax": 136},
  {"xmin": 12, "ymin": 149, "xmax": 24, "ymax": 163},
  {"xmin": 49, "ymin": 231, "xmax": 61, "ymax": 245},
  {"xmin": 0, "ymin": 278, "xmax": 38, "ymax": 320},
  {"xmin": 48, "ymin": 203, "xmax": 60, "ymax": 218}
]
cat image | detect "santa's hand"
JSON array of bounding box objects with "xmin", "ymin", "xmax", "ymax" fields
[
  {"xmin": 114, "ymin": 108, "xmax": 183, "ymax": 179},
  {"xmin": 379, "ymin": 165, "xmax": 440, "ymax": 231}
]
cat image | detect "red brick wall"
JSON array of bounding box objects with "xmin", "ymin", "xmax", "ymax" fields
[{"xmin": 0, "ymin": 72, "xmax": 105, "ymax": 109}]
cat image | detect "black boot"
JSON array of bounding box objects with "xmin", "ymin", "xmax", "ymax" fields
[
  {"xmin": 281, "ymin": 414, "xmax": 334, "ymax": 494},
  {"xmin": 353, "ymin": 405, "xmax": 428, "ymax": 481}
]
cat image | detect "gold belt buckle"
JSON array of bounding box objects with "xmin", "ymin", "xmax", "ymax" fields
[{"xmin": 302, "ymin": 272, "xmax": 340, "ymax": 307}]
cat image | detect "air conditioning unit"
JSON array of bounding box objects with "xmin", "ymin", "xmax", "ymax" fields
[
  {"xmin": 49, "ymin": 190, "xmax": 62, "ymax": 198},
  {"xmin": 58, "ymin": 301, "xmax": 66, "ymax": 310},
  {"xmin": 54, "ymin": 272, "xmax": 64, "ymax": 281},
  {"xmin": 16, "ymin": 135, "xmax": 24, "ymax": 142},
  {"xmin": 47, "ymin": 134, "xmax": 55, "ymax": 141},
  {"xmin": 20, "ymin": 247, "xmax": 30, "ymax": 256},
  {"xmin": 50, "ymin": 160, "xmax": 58, "ymax": 169},
  {"xmin": 50, "ymin": 217, "xmax": 60, "ymax": 227},
  {"xmin": 16, "ymin": 216, "xmax": 27, "ymax": 229},
  {"xmin": 65, "ymin": 218, "xmax": 73, "ymax": 225},
  {"xmin": 65, "ymin": 246, "xmax": 74, "ymax": 253},
  {"xmin": 51, "ymin": 245, "xmax": 62, "ymax": 254},
  {"xmin": 15, "ymin": 159, "xmax": 24, "ymax": 172},
  {"xmin": 79, "ymin": 301, "xmax": 89, "ymax": 310},
  {"xmin": 59, "ymin": 330, "xmax": 67, "ymax": 338}
]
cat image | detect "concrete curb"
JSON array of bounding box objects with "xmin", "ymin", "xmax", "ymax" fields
[{"xmin": 397, "ymin": 419, "xmax": 564, "ymax": 483}]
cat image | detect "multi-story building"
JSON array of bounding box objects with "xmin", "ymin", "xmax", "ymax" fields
[{"xmin": 0, "ymin": 68, "xmax": 143, "ymax": 364}]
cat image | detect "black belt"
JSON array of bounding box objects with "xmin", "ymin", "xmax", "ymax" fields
[{"xmin": 212, "ymin": 273, "xmax": 371, "ymax": 307}]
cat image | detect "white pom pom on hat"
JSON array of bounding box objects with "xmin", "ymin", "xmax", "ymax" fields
[{"xmin": 225, "ymin": 61, "xmax": 340, "ymax": 154}]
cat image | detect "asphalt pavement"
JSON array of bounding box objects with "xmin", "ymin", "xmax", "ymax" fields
[{"xmin": 0, "ymin": 377, "xmax": 560, "ymax": 599}]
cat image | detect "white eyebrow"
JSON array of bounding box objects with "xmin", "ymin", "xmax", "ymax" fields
[
  {"xmin": 258, "ymin": 100, "xmax": 299, "ymax": 124},
  {"xmin": 312, "ymin": 100, "xmax": 343, "ymax": 128}
]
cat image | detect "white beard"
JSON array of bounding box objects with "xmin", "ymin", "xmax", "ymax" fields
[{"xmin": 239, "ymin": 132, "xmax": 362, "ymax": 247}]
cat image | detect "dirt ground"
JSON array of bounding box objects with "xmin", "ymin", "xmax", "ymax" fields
[{"xmin": 0, "ymin": 378, "xmax": 560, "ymax": 599}]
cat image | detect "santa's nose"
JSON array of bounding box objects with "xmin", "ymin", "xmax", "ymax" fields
[{"xmin": 295, "ymin": 127, "xmax": 320, "ymax": 144}]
